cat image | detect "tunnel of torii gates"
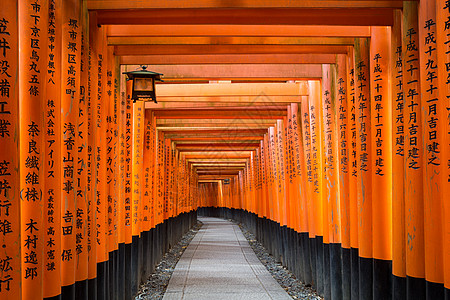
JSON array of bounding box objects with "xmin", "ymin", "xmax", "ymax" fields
[{"xmin": 2, "ymin": 0, "xmax": 450, "ymax": 300}]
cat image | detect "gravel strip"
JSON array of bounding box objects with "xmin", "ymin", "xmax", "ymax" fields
[
  {"xmin": 237, "ymin": 222, "xmax": 322, "ymax": 300},
  {"xmin": 135, "ymin": 221, "xmax": 203, "ymax": 300}
]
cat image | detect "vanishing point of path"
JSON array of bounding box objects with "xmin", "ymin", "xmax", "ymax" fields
[{"xmin": 162, "ymin": 217, "xmax": 292, "ymax": 300}]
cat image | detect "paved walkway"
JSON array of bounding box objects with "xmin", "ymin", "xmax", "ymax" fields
[{"xmin": 163, "ymin": 217, "xmax": 292, "ymax": 300}]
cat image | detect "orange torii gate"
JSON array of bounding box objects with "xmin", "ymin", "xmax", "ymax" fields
[{"xmin": 1, "ymin": 1, "xmax": 450, "ymax": 300}]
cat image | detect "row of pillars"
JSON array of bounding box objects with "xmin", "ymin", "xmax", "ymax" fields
[
  {"xmin": 198, "ymin": 2, "xmax": 450, "ymax": 299},
  {"xmin": 0, "ymin": 0, "xmax": 200, "ymax": 299}
]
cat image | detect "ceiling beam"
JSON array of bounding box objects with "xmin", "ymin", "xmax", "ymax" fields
[
  {"xmin": 154, "ymin": 109, "xmax": 286, "ymax": 119},
  {"xmin": 152, "ymin": 82, "xmax": 308, "ymax": 97},
  {"xmin": 88, "ymin": 1, "xmax": 402, "ymax": 10},
  {"xmin": 114, "ymin": 44, "xmax": 350, "ymax": 55},
  {"xmin": 108, "ymin": 36, "xmax": 355, "ymax": 45},
  {"xmin": 125, "ymin": 64, "xmax": 322, "ymax": 80},
  {"xmin": 107, "ymin": 25, "xmax": 371, "ymax": 38},
  {"xmin": 96, "ymin": 8, "xmax": 394, "ymax": 26},
  {"xmin": 120, "ymin": 54, "xmax": 337, "ymax": 65}
]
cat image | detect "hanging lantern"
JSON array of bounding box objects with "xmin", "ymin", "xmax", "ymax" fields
[{"xmin": 123, "ymin": 66, "xmax": 163, "ymax": 103}]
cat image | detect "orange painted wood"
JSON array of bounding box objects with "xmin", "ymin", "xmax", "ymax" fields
[
  {"xmin": 308, "ymin": 80, "xmax": 324, "ymax": 238},
  {"xmin": 87, "ymin": 10, "xmax": 99, "ymax": 279},
  {"xmin": 322, "ymin": 64, "xmax": 341, "ymax": 244},
  {"xmin": 124, "ymin": 79, "xmax": 133, "ymax": 242},
  {"xmin": 75, "ymin": 3, "xmax": 89, "ymax": 283},
  {"xmin": 336, "ymin": 54, "xmax": 350, "ymax": 249},
  {"xmin": 43, "ymin": 0, "xmax": 62, "ymax": 296},
  {"xmin": 95, "ymin": 8, "xmax": 395, "ymax": 27},
  {"xmin": 354, "ymin": 38, "xmax": 372, "ymax": 259},
  {"xmin": 88, "ymin": 0, "xmax": 402, "ymax": 10},
  {"xmin": 19, "ymin": 0, "xmax": 48, "ymax": 298},
  {"xmin": 114, "ymin": 44, "xmax": 349, "ymax": 56},
  {"xmin": 437, "ymin": 0, "xmax": 450, "ymax": 289},
  {"xmin": 61, "ymin": 0, "xmax": 82, "ymax": 285},
  {"xmin": 391, "ymin": 8, "xmax": 406, "ymax": 279},
  {"xmin": 120, "ymin": 54, "xmax": 337, "ymax": 65},
  {"xmin": 132, "ymin": 101, "xmax": 145, "ymax": 236},
  {"xmin": 0, "ymin": 1, "xmax": 20, "ymax": 298},
  {"xmin": 301, "ymin": 97, "xmax": 316, "ymax": 238},
  {"xmin": 418, "ymin": 0, "xmax": 444, "ymax": 285},
  {"xmin": 402, "ymin": 1, "xmax": 424, "ymax": 279},
  {"xmin": 95, "ymin": 26, "xmax": 108, "ymax": 264},
  {"xmin": 106, "ymin": 45, "xmax": 117, "ymax": 252},
  {"xmin": 370, "ymin": 26, "xmax": 392, "ymax": 261},
  {"xmin": 346, "ymin": 47, "xmax": 359, "ymax": 250},
  {"xmin": 107, "ymin": 24, "xmax": 371, "ymax": 38}
]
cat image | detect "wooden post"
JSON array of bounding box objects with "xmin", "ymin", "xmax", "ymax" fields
[
  {"xmin": 336, "ymin": 54, "xmax": 351, "ymax": 300},
  {"xmin": 308, "ymin": 80, "xmax": 324, "ymax": 295},
  {"xmin": 347, "ymin": 45, "xmax": 359, "ymax": 300},
  {"xmin": 391, "ymin": 8, "xmax": 407, "ymax": 299},
  {"xmin": 75, "ymin": 1, "xmax": 89, "ymax": 297},
  {"xmin": 354, "ymin": 37, "xmax": 373, "ymax": 300},
  {"xmin": 403, "ymin": 2, "xmax": 425, "ymax": 298},
  {"xmin": 0, "ymin": 1, "xmax": 20, "ymax": 299},
  {"xmin": 44, "ymin": 0, "xmax": 62, "ymax": 298},
  {"xmin": 19, "ymin": 0, "xmax": 48, "ymax": 298},
  {"xmin": 437, "ymin": 0, "xmax": 450, "ymax": 295},
  {"xmin": 418, "ymin": 1, "xmax": 445, "ymax": 298},
  {"xmin": 370, "ymin": 26, "xmax": 393, "ymax": 300}
]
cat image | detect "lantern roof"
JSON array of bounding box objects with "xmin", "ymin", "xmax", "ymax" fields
[{"xmin": 123, "ymin": 66, "xmax": 163, "ymax": 80}]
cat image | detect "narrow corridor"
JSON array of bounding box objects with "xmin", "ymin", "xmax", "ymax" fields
[{"xmin": 163, "ymin": 218, "xmax": 291, "ymax": 300}]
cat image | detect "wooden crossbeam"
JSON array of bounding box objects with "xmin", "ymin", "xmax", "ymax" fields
[
  {"xmin": 120, "ymin": 54, "xmax": 337, "ymax": 65},
  {"xmin": 108, "ymin": 36, "xmax": 355, "ymax": 45},
  {"xmin": 151, "ymin": 82, "xmax": 308, "ymax": 97},
  {"xmin": 114, "ymin": 44, "xmax": 350, "ymax": 55},
  {"xmin": 95, "ymin": 8, "xmax": 394, "ymax": 26},
  {"xmin": 107, "ymin": 25, "xmax": 371, "ymax": 37},
  {"xmin": 124, "ymin": 64, "xmax": 322, "ymax": 80},
  {"xmin": 154, "ymin": 109, "xmax": 286, "ymax": 119},
  {"xmin": 88, "ymin": 1, "xmax": 402, "ymax": 10}
]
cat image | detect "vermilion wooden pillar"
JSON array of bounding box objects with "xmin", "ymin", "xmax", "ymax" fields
[
  {"xmin": 44, "ymin": 0, "xmax": 62, "ymax": 298},
  {"xmin": 336, "ymin": 54, "xmax": 351, "ymax": 300},
  {"xmin": 61, "ymin": 0, "xmax": 81, "ymax": 298},
  {"xmin": 391, "ymin": 8, "xmax": 407, "ymax": 300},
  {"xmin": 354, "ymin": 37, "xmax": 373, "ymax": 300},
  {"xmin": 75, "ymin": 2, "xmax": 89, "ymax": 298},
  {"xmin": 87, "ymin": 12, "xmax": 98, "ymax": 296},
  {"xmin": 346, "ymin": 45, "xmax": 359, "ymax": 300},
  {"xmin": 403, "ymin": 2, "xmax": 425, "ymax": 299},
  {"xmin": 19, "ymin": 0, "xmax": 48, "ymax": 299},
  {"xmin": 322, "ymin": 64, "xmax": 341, "ymax": 300},
  {"xmin": 308, "ymin": 80, "xmax": 324, "ymax": 295},
  {"xmin": 370, "ymin": 26, "xmax": 393, "ymax": 300},
  {"xmin": 0, "ymin": 1, "xmax": 20, "ymax": 299},
  {"xmin": 418, "ymin": 1, "xmax": 445, "ymax": 298},
  {"xmin": 437, "ymin": 0, "xmax": 450, "ymax": 296}
]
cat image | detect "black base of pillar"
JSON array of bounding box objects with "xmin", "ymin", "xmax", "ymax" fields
[
  {"xmin": 341, "ymin": 247, "xmax": 351, "ymax": 300},
  {"xmin": 44, "ymin": 294, "xmax": 62, "ymax": 300},
  {"xmin": 359, "ymin": 256, "xmax": 373, "ymax": 300},
  {"xmin": 75, "ymin": 279, "xmax": 88, "ymax": 300},
  {"xmin": 407, "ymin": 276, "xmax": 426, "ymax": 300},
  {"xmin": 61, "ymin": 283, "xmax": 75, "ymax": 300},
  {"xmin": 350, "ymin": 247, "xmax": 359, "ymax": 300},
  {"xmin": 373, "ymin": 258, "xmax": 392, "ymax": 300},
  {"xmin": 323, "ymin": 242, "xmax": 331, "ymax": 300},
  {"xmin": 97, "ymin": 261, "xmax": 107, "ymax": 300},
  {"xmin": 426, "ymin": 280, "xmax": 444, "ymax": 300},
  {"xmin": 330, "ymin": 243, "xmax": 342, "ymax": 300}
]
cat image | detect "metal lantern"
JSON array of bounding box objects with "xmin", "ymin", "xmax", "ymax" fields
[{"xmin": 123, "ymin": 66, "xmax": 163, "ymax": 103}]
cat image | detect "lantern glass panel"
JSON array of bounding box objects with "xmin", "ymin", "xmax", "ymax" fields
[{"xmin": 134, "ymin": 77, "xmax": 154, "ymax": 91}]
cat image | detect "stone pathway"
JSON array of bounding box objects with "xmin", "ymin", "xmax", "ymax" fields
[{"xmin": 163, "ymin": 217, "xmax": 292, "ymax": 300}]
